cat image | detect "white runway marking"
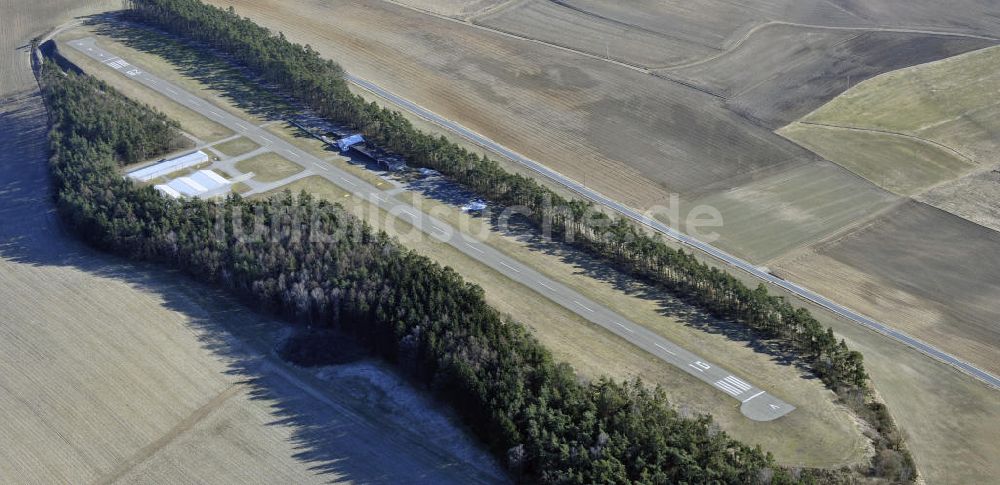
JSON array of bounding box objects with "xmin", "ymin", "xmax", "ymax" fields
[
  {"xmin": 723, "ymin": 376, "xmax": 751, "ymax": 392},
  {"xmin": 614, "ymin": 322, "xmax": 634, "ymax": 333},
  {"xmin": 714, "ymin": 380, "xmax": 743, "ymax": 396},
  {"xmin": 742, "ymin": 391, "xmax": 765, "ymax": 403},
  {"xmin": 398, "ymin": 209, "xmax": 417, "ymax": 218},
  {"xmin": 465, "ymin": 243, "xmax": 485, "ymax": 254},
  {"xmin": 370, "ymin": 193, "xmax": 386, "ymax": 202},
  {"xmin": 654, "ymin": 343, "xmax": 676, "ymax": 355},
  {"xmin": 689, "ymin": 361, "xmax": 711, "ymax": 372},
  {"xmin": 339, "ymin": 176, "xmax": 357, "ymax": 186},
  {"xmin": 165, "ymin": 87, "xmax": 177, "ymax": 95},
  {"xmin": 283, "ymin": 149, "xmax": 300, "ymax": 159},
  {"xmin": 573, "ymin": 300, "xmax": 594, "ymax": 313},
  {"xmin": 499, "ymin": 261, "xmax": 520, "ymax": 273},
  {"xmin": 209, "ymin": 110, "xmax": 222, "ymax": 117},
  {"xmin": 431, "ymin": 225, "xmax": 448, "ymax": 235},
  {"xmin": 537, "ymin": 281, "xmax": 555, "ymax": 291}
]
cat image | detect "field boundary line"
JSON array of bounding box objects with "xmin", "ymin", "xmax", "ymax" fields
[
  {"xmin": 795, "ymin": 120, "xmax": 978, "ymax": 164},
  {"xmin": 655, "ymin": 20, "xmax": 1000, "ymax": 71}
]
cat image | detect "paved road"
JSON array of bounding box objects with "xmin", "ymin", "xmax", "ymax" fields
[
  {"xmin": 345, "ymin": 76, "xmax": 1000, "ymax": 391},
  {"xmin": 69, "ymin": 37, "xmax": 795, "ymax": 421}
]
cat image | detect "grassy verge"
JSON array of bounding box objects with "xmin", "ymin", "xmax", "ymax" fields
[
  {"xmin": 235, "ymin": 152, "xmax": 303, "ymax": 182},
  {"xmin": 211, "ymin": 136, "xmax": 259, "ymax": 157}
]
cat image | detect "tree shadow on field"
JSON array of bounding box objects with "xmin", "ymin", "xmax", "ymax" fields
[
  {"xmin": 86, "ymin": 12, "xmax": 298, "ymax": 125},
  {"xmin": 0, "ymin": 91, "xmax": 503, "ymax": 483}
]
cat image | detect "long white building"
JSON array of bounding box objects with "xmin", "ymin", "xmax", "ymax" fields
[{"xmin": 128, "ymin": 150, "xmax": 210, "ymax": 182}]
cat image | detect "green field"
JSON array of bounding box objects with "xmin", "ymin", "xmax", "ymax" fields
[
  {"xmin": 211, "ymin": 136, "xmax": 260, "ymax": 157},
  {"xmin": 781, "ymin": 45, "xmax": 1000, "ymax": 197},
  {"xmin": 779, "ymin": 123, "xmax": 977, "ymax": 196},
  {"xmin": 235, "ymin": 152, "xmax": 303, "ymax": 182}
]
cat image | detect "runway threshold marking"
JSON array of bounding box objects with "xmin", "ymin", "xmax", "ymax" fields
[
  {"xmin": 724, "ymin": 376, "xmax": 751, "ymax": 392},
  {"xmin": 714, "ymin": 380, "xmax": 743, "ymax": 396},
  {"xmin": 741, "ymin": 391, "xmax": 765, "ymax": 403}
]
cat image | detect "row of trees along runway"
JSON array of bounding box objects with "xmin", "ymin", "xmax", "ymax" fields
[
  {"xmin": 66, "ymin": 0, "xmax": 916, "ymax": 481},
  {"xmin": 41, "ymin": 60, "xmax": 795, "ymax": 483}
]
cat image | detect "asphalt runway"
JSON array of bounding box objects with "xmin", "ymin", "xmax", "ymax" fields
[{"xmin": 68, "ymin": 37, "xmax": 796, "ymax": 421}]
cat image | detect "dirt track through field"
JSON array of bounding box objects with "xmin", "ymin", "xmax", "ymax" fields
[{"xmin": 93, "ymin": 384, "xmax": 244, "ymax": 485}]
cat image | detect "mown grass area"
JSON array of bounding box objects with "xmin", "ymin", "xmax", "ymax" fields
[
  {"xmin": 235, "ymin": 152, "xmax": 303, "ymax": 182},
  {"xmin": 211, "ymin": 136, "xmax": 259, "ymax": 157}
]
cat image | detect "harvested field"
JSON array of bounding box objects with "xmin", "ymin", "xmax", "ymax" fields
[
  {"xmin": 0, "ymin": 0, "xmax": 119, "ymax": 96},
  {"xmin": 205, "ymin": 0, "xmax": 821, "ymax": 211},
  {"xmin": 687, "ymin": 161, "xmax": 900, "ymax": 263},
  {"xmin": 917, "ymin": 166, "xmax": 1000, "ymax": 233},
  {"xmin": 235, "ymin": 152, "xmax": 303, "ymax": 182},
  {"xmin": 556, "ymin": 0, "xmax": 1000, "ymax": 53},
  {"xmin": 779, "ymin": 123, "xmax": 978, "ymax": 196},
  {"xmin": 390, "ymin": 0, "xmax": 506, "ymax": 19},
  {"xmin": 667, "ymin": 23, "xmax": 994, "ymax": 127},
  {"xmin": 475, "ymin": 0, "xmax": 719, "ymax": 67},
  {"xmin": 522, "ymin": 0, "xmax": 862, "ymax": 61},
  {"xmin": 772, "ymin": 201, "xmax": 1000, "ymax": 377}
]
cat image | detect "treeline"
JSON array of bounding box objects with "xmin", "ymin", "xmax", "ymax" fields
[
  {"xmin": 124, "ymin": 0, "xmax": 867, "ymax": 392},
  {"xmin": 122, "ymin": 1, "xmax": 915, "ymax": 480},
  {"xmin": 41, "ymin": 62, "xmax": 796, "ymax": 483}
]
